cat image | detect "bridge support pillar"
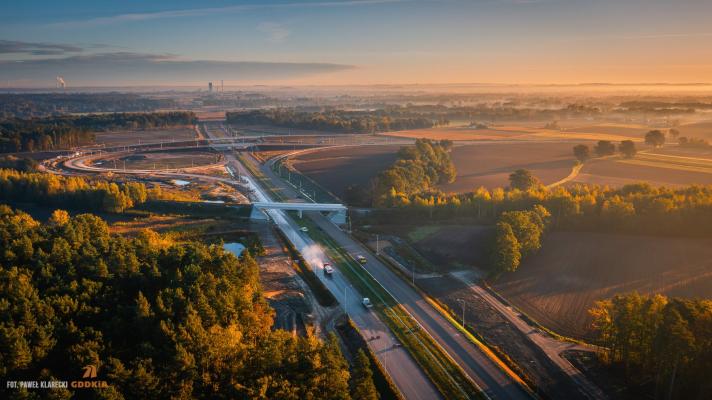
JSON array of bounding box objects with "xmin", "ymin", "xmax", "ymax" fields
[
  {"xmin": 298, "ymin": 210, "xmax": 303, "ymax": 219},
  {"xmin": 328, "ymin": 210, "xmax": 347, "ymax": 225},
  {"xmin": 249, "ymin": 206, "xmax": 268, "ymax": 220}
]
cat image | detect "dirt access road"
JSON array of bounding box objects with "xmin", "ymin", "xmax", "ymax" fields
[{"xmin": 452, "ymin": 271, "xmax": 606, "ymax": 400}]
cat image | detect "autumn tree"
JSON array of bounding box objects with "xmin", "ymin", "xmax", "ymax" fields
[
  {"xmin": 491, "ymin": 221, "xmax": 521, "ymax": 272},
  {"xmin": 594, "ymin": 140, "xmax": 616, "ymax": 157},
  {"xmin": 351, "ymin": 350, "xmax": 379, "ymax": 400},
  {"xmin": 573, "ymin": 144, "xmax": 591, "ymax": 162},
  {"xmin": 645, "ymin": 130, "xmax": 666, "ymax": 147},
  {"xmin": 0, "ymin": 207, "xmax": 365, "ymax": 399},
  {"xmin": 508, "ymin": 169, "xmax": 540, "ymax": 191},
  {"xmin": 589, "ymin": 293, "xmax": 712, "ymax": 399},
  {"xmin": 619, "ymin": 140, "xmax": 637, "ymax": 158}
]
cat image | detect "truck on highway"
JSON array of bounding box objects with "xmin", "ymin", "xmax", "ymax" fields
[{"xmin": 323, "ymin": 262, "xmax": 334, "ymax": 276}]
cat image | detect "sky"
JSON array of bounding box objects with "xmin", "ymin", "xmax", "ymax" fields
[{"xmin": 1, "ymin": 0, "xmax": 712, "ymax": 87}]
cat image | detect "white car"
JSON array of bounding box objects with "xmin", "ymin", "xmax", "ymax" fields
[
  {"xmin": 362, "ymin": 298, "xmax": 373, "ymax": 308},
  {"xmin": 300, "ymin": 226, "xmax": 309, "ymax": 232},
  {"xmin": 356, "ymin": 255, "xmax": 367, "ymax": 264},
  {"xmin": 323, "ymin": 263, "xmax": 334, "ymax": 275}
]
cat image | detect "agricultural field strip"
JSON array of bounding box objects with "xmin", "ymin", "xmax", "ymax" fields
[
  {"xmin": 293, "ymin": 215, "xmax": 484, "ymax": 400},
  {"xmin": 617, "ymin": 154, "xmax": 712, "ymax": 174},
  {"xmin": 636, "ymin": 152, "xmax": 712, "ymax": 166}
]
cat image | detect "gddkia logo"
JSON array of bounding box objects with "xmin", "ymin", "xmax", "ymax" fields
[
  {"xmin": 82, "ymin": 365, "xmax": 97, "ymax": 379},
  {"xmin": 71, "ymin": 365, "xmax": 109, "ymax": 389}
]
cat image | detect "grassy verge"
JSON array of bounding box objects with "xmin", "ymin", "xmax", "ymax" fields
[
  {"xmin": 273, "ymin": 227, "xmax": 337, "ymax": 307},
  {"xmin": 293, "ymin": 216, "xmax": 484, "ymax": 400},
  {"xmin": 335, "ymin": 317, "xmax": 404, "ymax": 400}
]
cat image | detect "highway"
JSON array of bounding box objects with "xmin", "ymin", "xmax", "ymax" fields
[
  {"xmin": 257, "ymin": 153, "xmax": 532, "ymax": 400},
  {"xmin": 195, "ymin": 122, "xmax": 446, "ymax": 400},
  {"xmin": 225, "ymin": 152, "xmax": 443, "ymax": 400},
  {"xmin": 55, "ymin": 123, "xmax": 534, "ymax": 399}
]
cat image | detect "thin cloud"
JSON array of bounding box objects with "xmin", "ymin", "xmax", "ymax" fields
[
  {"xmin": 0, "ymin": 40, "xmax": 83, "ymax": 56},
  {"xmin": 50, "ymin": 0, "xmax": 408, "ymax": 28},
  {"xmin": 258, "ymin": 22, "xmax": 291, "ymax": 43},
  {"xmin": 0, "ymin": 52, "xmax": 354, "ymax": 84}
]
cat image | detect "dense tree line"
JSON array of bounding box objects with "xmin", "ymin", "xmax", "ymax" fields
[
  {"xmin": 371, "ymin": 178, "xmax": 712, "ymax": 236},
  {"xmin": 226, "ymin": 108, "xmax": 443, "ymax": 133},
  {"xmin": 589, "ymin": 293, "xmax": 712, "ymax": 399},
  {"xmin": 0, "ymin": 207, "xmax": 368, "ymax": 398},
  {"xmin": 0, "ymin": 169, "xmax": 148, "ymax": 213},
  {"xmin": 0, "ymin": 111, "xmax": 196, "ymax": 153},
  {"xmin": 573, "ymin": 140, "xmax": 637, "ymax": 161},
  {"xmin": 0, "ymin": 155, "xmax": 38, "ymax": 171},
  {"xmin": 0, "ymin": 93, "xmax": 176, "ymax": 119},
  {"xmin": 373, "ymin": 139, "xmax": 456, "ymax": 207}
]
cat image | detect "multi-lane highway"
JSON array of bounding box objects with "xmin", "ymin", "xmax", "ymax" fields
[
  {"xmin": 256, "ymin": 151, "xmax": 532, "ymax": 400},
  {"xmin": 224, "ymin": 151, "xmax": 443, "ymax": 400}
]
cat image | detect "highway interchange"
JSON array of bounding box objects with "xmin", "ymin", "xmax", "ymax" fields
[{"xmin": 48, "ymin": 123, "xmax": 604, "ymax": 400}]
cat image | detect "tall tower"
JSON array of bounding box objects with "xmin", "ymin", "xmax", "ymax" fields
[
  {"xmin": 221, "ymin": 80, "xmax": 224, "ymax": 93},
  {"xmin": 56, "ymin": 76, "xmax": 66, "ymax": 89},
  {"xmin": 208, "ymin": 82, "xmax": 213, "ymax": 93}
]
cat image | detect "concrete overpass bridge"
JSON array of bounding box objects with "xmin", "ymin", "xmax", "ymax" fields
[{"xmin": 251, "ymin": 201, "xmax": 347, "ymax": 224}]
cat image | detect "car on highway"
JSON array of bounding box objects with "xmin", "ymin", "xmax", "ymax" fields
[
  {"xmin": 362, "ymin": 297, "xmax": 373, "ymax": 308},
  {"xmin": 356, "ymin": 255, "xmax": 367, "ymax": 264},
  {"xmin": 323, "ymin": 263, "xmax": 334, "ymax": 275},
  {"xmin": 299, "ymin": 226, "xmax": 309, "ymax": 232}
]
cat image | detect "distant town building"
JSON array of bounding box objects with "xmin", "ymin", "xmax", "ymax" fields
[{"xmin": 208, "ymin": 82, "xmax": 213, "ymax": 92}]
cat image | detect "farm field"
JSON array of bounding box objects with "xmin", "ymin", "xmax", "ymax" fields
[
  {"xmin": 558, "ymin": 122, "xmax": 651, "ymax": 137},
  {"xmin": 380, "ymin": 123, "xmax": 648, "ymax": 143},
  {"xmin": 405, "ymin": 225, "xmax": 494, "ymax": 270},
  {"xmin": 290, "ymin": 145, "xmax": 402, "ymax": 196},
  {"xmin": 492, "ymin": 231, "xmax": 712, "ymax": 339},
  {"xmin": 650, "ymin": 145, "xmax": 712, "ymax": 159},
  {"xmin": 94, "ymin": 128, "xmax": 197, "ymax": 146},
  {"xmin": 291, "ymin": 142, "xmax": 578, "ymax": 196},
  {"xmin": 573, "ymin": 153, "xmax": 712, "ymax": 187},
  {"xmin": 676, "ymin": 120, "xmax": 712, "ymax": 139},
  {"xmin": 441, "ymin": 142, "xmax": 575, "ymax": 191}
]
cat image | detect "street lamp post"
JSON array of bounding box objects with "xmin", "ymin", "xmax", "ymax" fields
[{"xmin": 457, "ymin": 299, "xmax": 466, "ymax": 327}]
